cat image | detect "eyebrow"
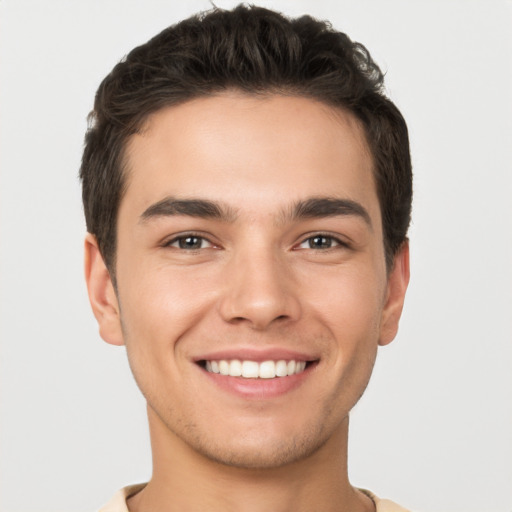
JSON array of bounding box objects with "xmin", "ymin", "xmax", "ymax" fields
[
  {"xmin": 289, "ymin": 197, "xmax": 372, "ymax": 228},
  {"xmin": 139, "ymin": 195, "xmax": 372, "ymax": 228},
  {"xmin": 140, "ymin": 197, "xmax": 237, "ymax": 223}
]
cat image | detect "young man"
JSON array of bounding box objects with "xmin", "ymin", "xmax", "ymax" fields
[{"xmin": 81, "ymin": 5, "xmax": 412, "ymax": 511}]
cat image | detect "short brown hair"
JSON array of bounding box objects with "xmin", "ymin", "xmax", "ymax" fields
[{"xmin": 80, "ymin": 4, "xmax": 412, "ymax": 276}]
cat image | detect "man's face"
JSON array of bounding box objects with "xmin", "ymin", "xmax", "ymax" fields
[{"xmin": 87, "ymin": 93, "xmax": 408, "ymax": 469}]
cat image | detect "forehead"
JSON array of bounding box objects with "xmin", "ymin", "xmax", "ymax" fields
[{"xmin": 121, "ymin": 93, "xmax": 378, "ymax": 223}]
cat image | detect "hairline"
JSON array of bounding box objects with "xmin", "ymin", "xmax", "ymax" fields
[{"xmin": 104, "ymin": 88, "xmax": 388, "ymax": 283}]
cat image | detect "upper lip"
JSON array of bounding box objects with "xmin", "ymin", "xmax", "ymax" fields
[{"xmin": 193, "ymin": 347, "xmax": 319, "ymax": 363}]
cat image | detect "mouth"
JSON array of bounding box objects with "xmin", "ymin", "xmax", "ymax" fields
[
  {"xmin": 197, "ymin": 358, "xmax": 316, "ymax": 379},
  {"xmin": 194, "ymin": 350, "xmax": 319, "ymax": 398}
]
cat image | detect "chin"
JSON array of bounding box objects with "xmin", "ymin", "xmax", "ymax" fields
[{"xmin": 181, "ymin": 421, "xmax": 332, "ymax": 470}]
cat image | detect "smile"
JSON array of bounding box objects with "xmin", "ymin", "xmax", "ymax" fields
[{"xmin": 204, "ymin": 359, "xmax": 307, "ymax": 379}]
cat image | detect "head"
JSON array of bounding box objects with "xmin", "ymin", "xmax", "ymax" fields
[
  {"xmin": 80, "ymin": 4, "xmax": 412, "ymax": 281},
  {"xmin": 81, "ymin": 4, "xmax": 412, "ymax": 471}
]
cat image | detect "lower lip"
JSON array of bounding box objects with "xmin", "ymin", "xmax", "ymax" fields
[{"xmin": 199, "ymin": 364, "xmax": 315, "ymax": 399}]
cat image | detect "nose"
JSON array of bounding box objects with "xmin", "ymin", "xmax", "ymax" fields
[{"xmin": 218, "ymin": 248, "xmax": 301, "ymax": 330}]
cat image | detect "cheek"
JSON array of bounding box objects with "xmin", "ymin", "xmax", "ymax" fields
[
  {"xmin": 307, "ymin": 263, "xmax": 385, "ymax": 340},
  {"xmin": 305, "ymin": 262, "xmax": 384, "ymax": 393},
  {"xmin": 115, "ymin": 267, "xmax": 206, "ymax": 382},
  {"xmin": 319, "ymin": 271, "xmax": 383, "ymax": 397},
  {"xmin": 118, "ymin": 260, "xmax": 215, "ymax": 333},
  {"xmin": 118, "ymin": 276, "xmax": 203, "ymax": 412}
]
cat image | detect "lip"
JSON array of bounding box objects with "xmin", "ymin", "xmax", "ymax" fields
[
  {"xmin": 193, "ymin": 347, "xmax": 318, "ymax": 364},
  {"xmin": 193, "ymin": 347, "xmax": 319, "ymax": 400}
]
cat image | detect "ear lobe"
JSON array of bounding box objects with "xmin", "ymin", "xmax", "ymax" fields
[
  {"xmin": 379, "ymin": 241, "xmax": 410, "ymax": 346},
  {"xmin": 84, "ymin": 233, "xmax": 124, "ymax": 346}
]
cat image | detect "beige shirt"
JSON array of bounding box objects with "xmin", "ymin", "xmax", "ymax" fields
[{"xmin": 98, "ymin": 484, "xmax": 412, "ymax": 512}]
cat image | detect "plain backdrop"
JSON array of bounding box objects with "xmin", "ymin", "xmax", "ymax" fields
[{"xmin": 1, "ymin": 1, "xmax": 511, "ymax": 511}]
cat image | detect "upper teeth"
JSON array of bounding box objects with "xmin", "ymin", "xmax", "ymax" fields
[{"xmin": 205, "ymin": 359, "xmax": 307, "ymax": 379}]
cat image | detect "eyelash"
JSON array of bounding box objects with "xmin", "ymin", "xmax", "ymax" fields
[
  {"xmin": 295, "ymin": 233, "xmax": 349, "ymax": 251},
  {"xmin": 163, "ymin": 233, "xmax": 216, "ymax": 251},
  {"xmin": 162, "ymin": 232, "xmax": 349, "ymax": 251}
]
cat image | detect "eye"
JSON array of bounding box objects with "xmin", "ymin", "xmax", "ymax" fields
[
  {"xmin": 165, "ymin": 235, "xmax": 214, "ymax": 250},
  {"xmin": 297, "ymin": 234, "xmax": 345, "ymax": 250}
]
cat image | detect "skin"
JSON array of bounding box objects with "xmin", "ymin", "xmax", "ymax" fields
[{"xmin": 85, "ymin": 93, "xmax": 409, "ymax": 512}]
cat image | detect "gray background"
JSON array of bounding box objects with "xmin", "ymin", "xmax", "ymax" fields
[{"xmin": 1, "ymin": 1, "xmax": 511, "ymax": 511}]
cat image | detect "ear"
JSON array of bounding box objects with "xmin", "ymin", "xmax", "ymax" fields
[
  {"xmin": 379, "ymin": 241, "xmax": 410, "ymax": 346},
  {"xmin": 84, "ymin": 233, "xmax": 124, "ymax": 346}
]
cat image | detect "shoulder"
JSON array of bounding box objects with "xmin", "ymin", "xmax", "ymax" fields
[
  {"xmin": 359, "ymin": 489, "xmax": 413, "ymax": 512},
  {"xmin": 98, "ymin": 484, "xmax": 413, "ymax": 512},
  {"xmin": 96, "ymin": 484, "xmax": 146, "ymax": 512}
]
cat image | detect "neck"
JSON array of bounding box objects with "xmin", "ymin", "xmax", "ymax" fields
[{"xmin": 128, "ymin": 406, "xmax": 373, "ymax": 512}]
